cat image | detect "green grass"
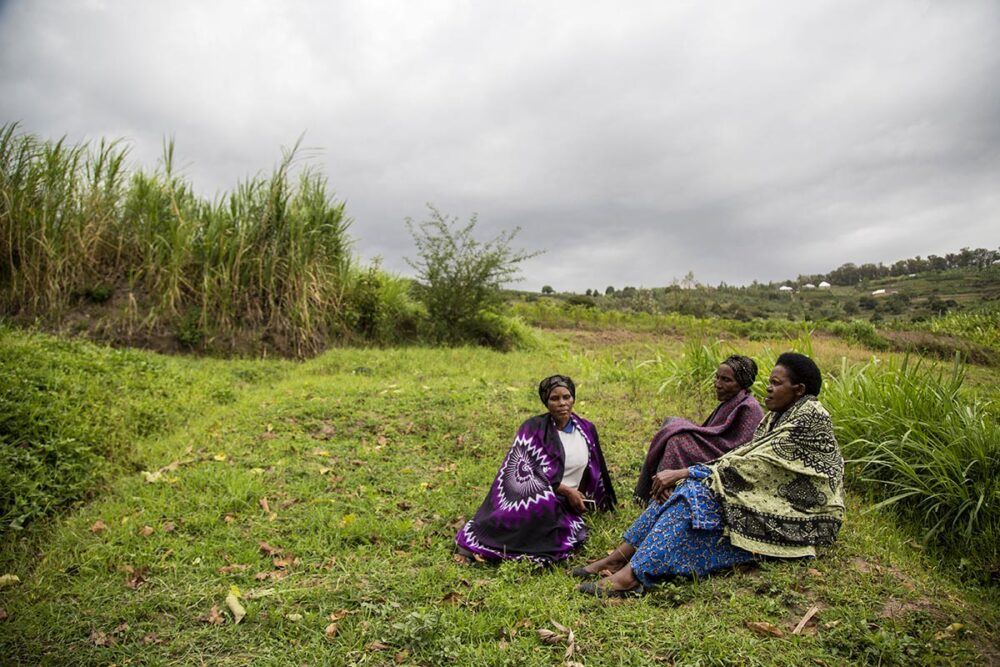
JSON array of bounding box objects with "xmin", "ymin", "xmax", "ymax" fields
[
  {"xmin": 1, "ymin": 330, "xmax": 997, "ymax": 665},
  {"xmin": 0, "ymin": 325, "xmax": 292, "ymax": 545}
]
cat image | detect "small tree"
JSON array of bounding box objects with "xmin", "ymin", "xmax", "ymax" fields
[
  {"xmin": 406, "ymin": 205, "xmax": 539, "ymax": 343},
  {"xmin": 541, "ymin": 285, "xmax": 554, "ymax": 294}
]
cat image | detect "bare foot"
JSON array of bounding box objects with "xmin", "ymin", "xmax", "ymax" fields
[{"xmin": 581, "ymin": 543, "xmax": 635, "ymax": 575}]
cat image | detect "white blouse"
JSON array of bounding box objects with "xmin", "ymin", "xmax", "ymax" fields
[{"xmin": 558, "ymin": 426, "xmax": 590, "ymax": 489}]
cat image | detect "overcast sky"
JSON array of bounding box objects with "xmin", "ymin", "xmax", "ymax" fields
[{"xmin": 1, "ymin": 1, "xmax": 997, "ymax": 291}]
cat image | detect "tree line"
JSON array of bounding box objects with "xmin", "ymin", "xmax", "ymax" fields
[{"xmin": 798, "ymin": 247, "xmax": 1000, "ymax": 286}]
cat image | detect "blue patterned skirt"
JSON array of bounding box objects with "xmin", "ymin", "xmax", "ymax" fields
[{"xmin": 624, "ymin": 479, "xmax": 754, "ymax": 586}]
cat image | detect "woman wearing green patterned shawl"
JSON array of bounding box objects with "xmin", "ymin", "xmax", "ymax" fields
[{"xmin": 576, "ymin": 353, "xmax": 845, "ymax": 597}]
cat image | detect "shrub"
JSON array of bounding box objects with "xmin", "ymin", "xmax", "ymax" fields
[
  {"xmin": 405, "ymin": 205, "xmax": 538, "ymax": 346},
  {"xmin": 827, "ymin": 320, "xmax": 890, "ymax": 351},
  {"xmin": 466, "ymin": 310, "xmax": 536, "ymax": 351}
]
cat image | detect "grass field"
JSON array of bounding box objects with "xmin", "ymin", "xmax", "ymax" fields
[{"xmin": 1, "ymin": 329, "xmax": 998, "ymax": 665}]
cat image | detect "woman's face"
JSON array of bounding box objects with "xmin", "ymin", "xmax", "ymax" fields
[
  {"xmin": 765, "ymin": 364, "xmax": 805, "ymax": 412},
  {"xmin": 714, "ymin": 363, "xmax": 742, "ymax": 402},
  {"xmin": 546, "ymin": 386, "xmax": 574, "ymax": 422}
]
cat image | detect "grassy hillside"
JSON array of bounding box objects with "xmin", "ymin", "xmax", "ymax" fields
[
  {"xmin": 1, "ymin": 330, "xmax": 997, "ymax": 665},
  {"xmin": 518, "ymin": 263, "xmax": 1000, "ymax": 326}
]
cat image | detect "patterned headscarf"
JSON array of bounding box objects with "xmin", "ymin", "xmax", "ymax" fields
[
  {"xmin": 722, "ymin": 355, "xmax": 758, "ymax": 390},
  {"xmin": 538, "ymin": 375, "xmax": 576, "ymax": 404}
]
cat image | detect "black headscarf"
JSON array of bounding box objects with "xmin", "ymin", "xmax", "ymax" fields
[
  {"xmin": 722, "ymin": 355, "xmax": 758, "ymax": 390},
  {"xmin": 775, "ymin": 352, "xmax": 822, "ymax": 396},
  {"xmin": 538, "ymin": 375, "xmax": 576, "ymax": 404}
]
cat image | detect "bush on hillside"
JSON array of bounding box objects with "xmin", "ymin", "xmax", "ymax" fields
[{"xmin": 405, "ymin": 205, "xmax": 538, "ymax": 349}]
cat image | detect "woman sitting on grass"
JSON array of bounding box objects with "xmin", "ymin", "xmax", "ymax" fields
[
  {"xmin": 455, "ymin": 375, "xmax": 616, "ymax": 564},
  {"xmin": 634, "ymin": 355, "xmax": 765, "ymax": 503},
  {"xmin": 575, "ymin": 353, "xmax": 844, "ymax": 597}
]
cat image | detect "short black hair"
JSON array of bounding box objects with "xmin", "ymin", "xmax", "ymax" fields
[{"xmin": 775, "ymin": 352, "xmax": 822, "ymax": 396}]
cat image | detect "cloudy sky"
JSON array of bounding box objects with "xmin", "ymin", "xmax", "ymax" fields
[{"xmin": 1, "ymin": 1, "xmax": 998, "ymax": 291}]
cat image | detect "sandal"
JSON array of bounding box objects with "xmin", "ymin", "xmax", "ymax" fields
[
  {"xmin": 577, "ymin": 580, "xmax": 645, "ymax": 598},
  {"xmin": 569, "ymin": 567, "xmax": 599, "ymax": 580}
]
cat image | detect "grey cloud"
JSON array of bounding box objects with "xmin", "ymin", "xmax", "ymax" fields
[{"xmin": 1, "ymin": 0, "xmax": 997, "ymax": 291}]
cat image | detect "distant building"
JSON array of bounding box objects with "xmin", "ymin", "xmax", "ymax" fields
[
  {"xmin": 779, "ymin": 285, "xmax": 794, "ymax": 292},
  {"xmin": 818, "ymin": 281, "xmax": 831, "ymax": 289},
  {"xmin": 803, "ymin": 283, "xmax": 816, "ymax": 290}
]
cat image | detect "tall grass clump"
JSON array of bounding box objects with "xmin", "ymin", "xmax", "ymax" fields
[
  {"xmin": 0, "ymin": 124, "xmax": 418, "ymax": 356},
  {"xmin": 823, "ymin": 355, "xmax": 1000, "ymax": 570}
]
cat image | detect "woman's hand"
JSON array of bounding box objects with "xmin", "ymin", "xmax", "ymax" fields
[
  {"xmin": 556, "ymin": 484, "xmax": 588, "ymax": 514},
  {"xmin": 651, "ymin": 468, "xmax": 688, "ymax": 501}
]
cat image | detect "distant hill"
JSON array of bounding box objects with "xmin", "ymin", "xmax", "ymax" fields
[{"xmin": 515, "ymin": 247, "xmax": 1000, "ymax": 325}]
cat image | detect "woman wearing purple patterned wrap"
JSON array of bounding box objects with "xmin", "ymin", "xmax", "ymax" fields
[
  {"xmin": 633, "ymin": 355, "xmax": 764, "ymax": 503},
  {"xmin": 455, "ymin": 375, "xmax": 616, "ymax": 564}
]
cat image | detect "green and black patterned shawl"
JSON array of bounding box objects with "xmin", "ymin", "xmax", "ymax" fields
[{"xmin": 705, "ymin": 396, "xmax": 845, "ymax": 558}]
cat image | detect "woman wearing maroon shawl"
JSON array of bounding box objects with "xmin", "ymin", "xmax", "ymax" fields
[
  {"xmin": 455, "ymin": 375, "xmax": 616, "ymax": 564},
  {"xmin": 633, "ymin": 355, "xmax": 764, "ymax": 503}
]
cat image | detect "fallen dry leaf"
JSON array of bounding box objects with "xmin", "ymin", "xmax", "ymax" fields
[
  {"xmin": 746, "ymin": 621, "xmax": 785, "ymax": 638},
  {"xmin": 254, "ymin": 572, "xmax": 272, "ymax": 581},
  {"xmin": 223, "ymin": 514, "xmax": 236, "ymax": 523},
  {"xmin": 396, "ymin": 501, "xmax": 412, "ymax": 511},
  {"xmin": 162, "ymin": 521, "xmax": 175, "ymax": 533},
  {"xmin": 259, "ymin": 497, "xmax": 271, "ymax": 514},
  {"xmin": 258, "ymin": 541, "xmax": 284, "ymax": 556},
  {"xmin": 394, "ymin": 649, "xmax": 409, "ymax": 663},
  {"xmin": 218, "ymin": 564, "xmax": 249, "ymax": 574},
  {"xmin": 538, "ymin": 628, "xmax": 562, "ymax": 645},
  {"xmin": 329, "ymin": 609, "xmax": 350, "ymax": 622},
  {"xmin": 934, "ymin": 622, "xmax": 965, "ymax": 641},
  {"xmin": 0, "ymin": 574, "xmax": 20, "ymax": 589},
  {"xmin": 225, "ymin": 592, "xmax": 246, "ymax": 624},
  {"xmin": 203, "ymin": 605, "xmax": 225, "ymax": 625},
  {"xmin": 124, "ymin": 565, "xmax": 149, "ymax": 590},
  {"xmin": 366, "ymin": 642, "xmax": 391, "ymax": 651},
  {"xmin": 90, "ymin": 520, "xmax": 107, "ymax": 534},
  {"xmin": 441, "ymin": 591, "xmax": 462, "ymax": 604},
  {"xmin": 142, "ymin": 632, "xmax": 160, "ymax": 644},
  {"xmin": 140, "ymin": 525, "xmax": 155, "ymax": 537},
  {"xmin": 806, "ymin": 568, "xmax": 823, "ymax": 578},
  {"xmin": 90, "ymin": 630, "xmax": 117, "ymax": 647},
  {"xmin": 285, "ymin": 612, "xmax": 303, "ymax": 622},
  {"xmin": 0, "ymin": 609, "xmax": 8, "ymax": 621},
  {"xmin": 377, "ymin": 435, "xmax": 388, "ymax": 446},
  {"xmin": 324, "ymin": 623, "xmax": 338, "ymax": 640},
  {"xmin": 272, "ymin": 556, "xmax": 298, "ymax": 569}
]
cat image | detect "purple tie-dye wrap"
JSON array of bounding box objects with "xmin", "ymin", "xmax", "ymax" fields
[{"xmin": 455, "ymin": 413, "xmax": 616, "ymax": 564}]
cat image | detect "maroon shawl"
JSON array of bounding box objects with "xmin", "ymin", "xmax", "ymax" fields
[{"xmin": 633, "ymin": 390, "xmax": 764, "ymax": 502}]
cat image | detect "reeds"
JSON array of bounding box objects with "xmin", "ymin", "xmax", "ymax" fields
[
  {"xmin": 822, "ymin": 354, "xmax": 999, "ymax": 567},
  {"xmin": 0, "ymin": 124, "xmax": 395, "ymax": 355}
]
